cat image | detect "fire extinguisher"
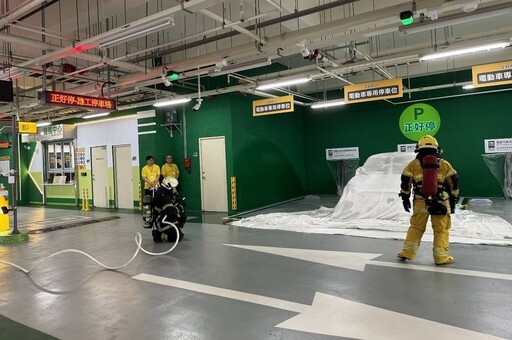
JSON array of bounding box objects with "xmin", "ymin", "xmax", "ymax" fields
[{"xmin": 184, "ymin": 158, "xmax": 191, "ymax": 174}]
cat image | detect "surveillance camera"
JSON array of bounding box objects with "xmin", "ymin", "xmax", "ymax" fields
[
  {"xmin": 192, "ymin": 98, "xmax": 203, "ymax": 111},
  {"xmin": 161, "ymin": 73, "xmax": 172, "ymax": 87}
]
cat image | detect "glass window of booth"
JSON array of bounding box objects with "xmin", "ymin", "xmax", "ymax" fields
[{"xmin": 44, "ymin": 140, "xmax": 75, "ymax": 183}]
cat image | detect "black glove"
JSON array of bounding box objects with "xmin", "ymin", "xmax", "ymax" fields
[
  {"xmin": 399, "ymin": 193, "xmax": 411, "ymax": 212},
  {"xmin": 449, "ymin": 196, "xmax": 458, "ymax": 213}
]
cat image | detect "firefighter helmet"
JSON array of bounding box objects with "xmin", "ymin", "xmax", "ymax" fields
[
  {"xmin": 416, "ymin": 135, "xmax": 439, "ymax": 151},
  {"xmin": 161, "ymin": 176, "xmax": 178, "ymax": 189}
]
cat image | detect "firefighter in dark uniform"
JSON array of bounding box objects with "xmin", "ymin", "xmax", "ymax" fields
[
  {"xmin": 397, "ymin": 135, "xmax": 459, "ymax": 265},
  {"xmin": 151, "ymin": 176, "xmax": 187, "ymax": 243}
]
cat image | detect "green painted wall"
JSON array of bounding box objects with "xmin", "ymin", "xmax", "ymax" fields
[
  {"xmin": 231, "ymin": 94, "xmax": 306, "ymax": 211},
  {"xmin": 15, "ymin": 70, "xmax": 510, "ymax": 211},
  {"xmin": 147, "ymin": 96, "xmax": 234, "ymax": 213},
  {"xmin": 304, "ymin": 89, "xmax": 512, "ymax": 197},
  {"xmin": 145, "ymin": 93, "xmax": 307, "ymax": 214}
]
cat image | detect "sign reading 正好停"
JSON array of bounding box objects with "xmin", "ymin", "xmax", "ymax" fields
[
  {"xmin": 344, "ymin": 78, "xmax": 403, "ymax": 104},
  {"xmin": 326, "ymin": 147, "xmax": 359, "ymax": 160},
  {"xmin": 399, "ymin": 103, "xmax": 440, "ymax": 141},
  {"xmin": 44, "ymin": 90, "xmax": 117, "ymax": 111},
  {"xmin": 484, "ymin": 138, "xmax": 512, "ymax": 153},
  {"xmin": 472, "ymin": 61, "xmax": 512, "ymax": 88},
  {"xmin": 253, "ymin": 95, "xmax": 294, "ymax": 116},
  {"xmin": 397, "ymin": 144, "xmax": 417, "ymax": 153}
]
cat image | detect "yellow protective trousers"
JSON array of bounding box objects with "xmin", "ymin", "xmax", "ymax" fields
[{"xmin": 399, "ymin": 198, "xmax": 452, "ymax": 264}]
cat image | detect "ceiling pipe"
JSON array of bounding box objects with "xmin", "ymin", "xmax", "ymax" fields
[
  {"xmin": 6, "ymin": 0, "xmax": 436, "ymax": 94},
  {"xmin": 3, "ymin": 0, "xmax": 494, "ymax": 114},
  {"xmin": 264, "ymin": 0, "xmax": 282, "ymax": 11},
  {"xmin": 200, "ymin": 9, "xmax": 266, "ymax": 45},
  {"xmin": 129, "ymin": 0, "xmax": 361, "ymax": 64},
  {"xmin": 130, "ymin": 0, "xmax": 448, "ymax": 71},
  {"xmin": 0, "ymin": 32, "xmax": 146, "ymax": 73},
  {"xmin": 116, "ymin": 11, "xmax": 275, "ymax": 62},
  {"xmin": 60, "ymin": 1, "xmax": 433, "ymax": 96},
  {"xmin": 0, "ymin": 0, "xmax": 47, "ymax": 27},
  {"xmin": 0, "ymin": 0, "xmax": 222, "ymax": 81},
  {"xmin": 9, "ymin": 20, "xmax": 75, "ymax": 42}
]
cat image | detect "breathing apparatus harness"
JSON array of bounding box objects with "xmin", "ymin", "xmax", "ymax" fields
[{"xmin": 416, "ymin": 152, "xmax": 449, "ymax": 215}]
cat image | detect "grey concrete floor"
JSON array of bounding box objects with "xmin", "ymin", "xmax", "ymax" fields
[{"xmin": 0, "ymin": 200, "xmax": 511, "ymax": 340}]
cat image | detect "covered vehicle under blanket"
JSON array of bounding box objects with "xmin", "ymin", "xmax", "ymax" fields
[{"xmin": 143, "ymin": 177, "xmax": 186, "ymax": 243}]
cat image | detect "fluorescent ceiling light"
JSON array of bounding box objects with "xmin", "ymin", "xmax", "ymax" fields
[
  {"xmin": 420, "ymin": 42, "xmax": 510, "ymax": 61},
  {"xmin": 153, "ymin": 98, "xmax": 191, "ymax": 107},
  {"xmin": 462, "ymin": 84, "xmax": 475, "ymax": 90},
  {"xmin": 399, "ymin": 2, "xmax": 512, "ymax": 35},
  {"xmin": 75, "ymin": 114, "xmax": 136, "ymax": 126},
  {"xmin": 256, "ymin": 77, "xmax": 311, "ymax": 90},
  {"xmin": 83, "ymin": 112, "xmax": 110, "ymax": 119},
  {"xmin": 99, "ymin": 17, "xmax": 174, "ymax": 48},
  {"xmin": 311, "ymin": 100, "xmax": 346, "ymax": 109},
  {"xmin": 209, "ymin": 57, "xmax": 272, "ymax": 77},
  {"xmin": 0, "ymin": 67, "xmax": 26, "ymax": 81},
  {"xmin": 36, "ymin": 121, "xmax": 51, "ymax": 127}
]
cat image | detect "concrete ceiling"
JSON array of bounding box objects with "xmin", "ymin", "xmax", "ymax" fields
[{"xmin": 0, "ymin": 0, "xmax": 511, "ymax": 121}]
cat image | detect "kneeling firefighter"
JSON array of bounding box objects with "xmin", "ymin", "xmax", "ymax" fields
[
  {"xmin": 397, "ymin": 135, "xmax": 459, "ymax": 265},
  {"xmin": 151, "ymin": 176, "xmax": 187, "ymax": 243}
]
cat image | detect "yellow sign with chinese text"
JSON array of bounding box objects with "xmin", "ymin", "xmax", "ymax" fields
[
  {"xmin": 253, "ymin": 95, "xmax": 294, "ymax": 116},
  {"xmin": 344, "ymin": 78, "xmax": 403, "ymax": 104},
  {"xmin": 18, "ymin": 122, "xmax": 37, "ymax": 134},
  {"xmin": 472, "ymin": 61, "xmax": 512, "ymax": 88}
]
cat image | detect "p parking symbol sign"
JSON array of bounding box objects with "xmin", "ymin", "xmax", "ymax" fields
[{"xmin": 399, "ymin": 103, "xmax": 440, "ymax": 141}]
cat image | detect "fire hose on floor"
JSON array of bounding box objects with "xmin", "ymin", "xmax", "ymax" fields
[{"xmin": 0, "ymin": 221, "xmax": 180, "ymax": 274}]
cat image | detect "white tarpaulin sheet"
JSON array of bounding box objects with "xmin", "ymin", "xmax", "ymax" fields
[{"xmin": 233, "ymin": 152, "xmax": 512, "ymax": 245}]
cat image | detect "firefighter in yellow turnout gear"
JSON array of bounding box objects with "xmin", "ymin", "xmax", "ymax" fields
[{"xmin": 397, "ymin": 135, "xmax": 460, "ymax": 265}]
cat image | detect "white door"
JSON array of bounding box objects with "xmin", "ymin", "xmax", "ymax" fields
[
  {"xmin": 91, "ymin": 146, "xmax": 109, "ymax": 208},
  {"xmin": 113, "ymin": 145, "xmax": 134, "ymax": 209},
  {"xmin": 199, "ymin": 136, "xmax": 228, "ymax": 212}
]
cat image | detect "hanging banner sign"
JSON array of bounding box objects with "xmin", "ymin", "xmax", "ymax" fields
[
  {"xmin": 344, "ymin": 78, "xmax": 403, "ymax": 104},
  {"xmin": 472, "ymin": 61, "xmax": 512, "ymax": 88},
  {"xmin": 484, "ymin": 138, "xmax": 512, "ymax": 153},
  {"xmin": 253, "ymin": 95, "xmax": 294, "ymax": 116},
  {"xmin": 326, "ymin": 147, "xmax": 359, "ymax": 160},
  {"xmin": 44, "ymin": 91, "xmax": 117, "ymax": 111},
  {"xmin": 18, "ymin": 122, "xmax": 37, "ymax": 134}
]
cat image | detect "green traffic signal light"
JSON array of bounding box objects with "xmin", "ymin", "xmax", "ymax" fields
[
  {"xmin": 167, "ymin": 70, "xmax": 179, "ymax": 80},
  {"xmin": 400, "ymin": 10, "xmax": 414, "ymax": 25}
]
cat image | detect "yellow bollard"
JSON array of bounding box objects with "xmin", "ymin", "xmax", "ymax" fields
[
  {"xmin": 0, "ymin": 188, "xmax": 9, "ymax": 232},
  {"xmin": 138, "ymin": 183, "xmax": 142, "ymax": 210},
  {"xmin": 230, "ymin": 176, "xmax": 237, "ymax": 210},
  {"xmin": 85, "ymin": 189, "xmax": 90, "ymax": 211},
  {"xmin": 82, "ymin": 189, "xmax": 90, "ymax": 211},
  {"xmin": 81, "ymin": 189, "xmax": 86, "ymax": 211}
]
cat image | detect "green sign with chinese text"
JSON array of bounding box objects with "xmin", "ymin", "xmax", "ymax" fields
[{"xmin": 399, "ymin": 103, "xmax": 440, "ymax": 141}]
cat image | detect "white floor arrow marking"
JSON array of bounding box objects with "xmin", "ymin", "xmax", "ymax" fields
[
  {"xmin": 225, "ymin": 244, "xmax": 512, "ymax": 281},
  {"xmin": 133, "ymin": 273, "xmax": 504, "ymax": 339}
]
